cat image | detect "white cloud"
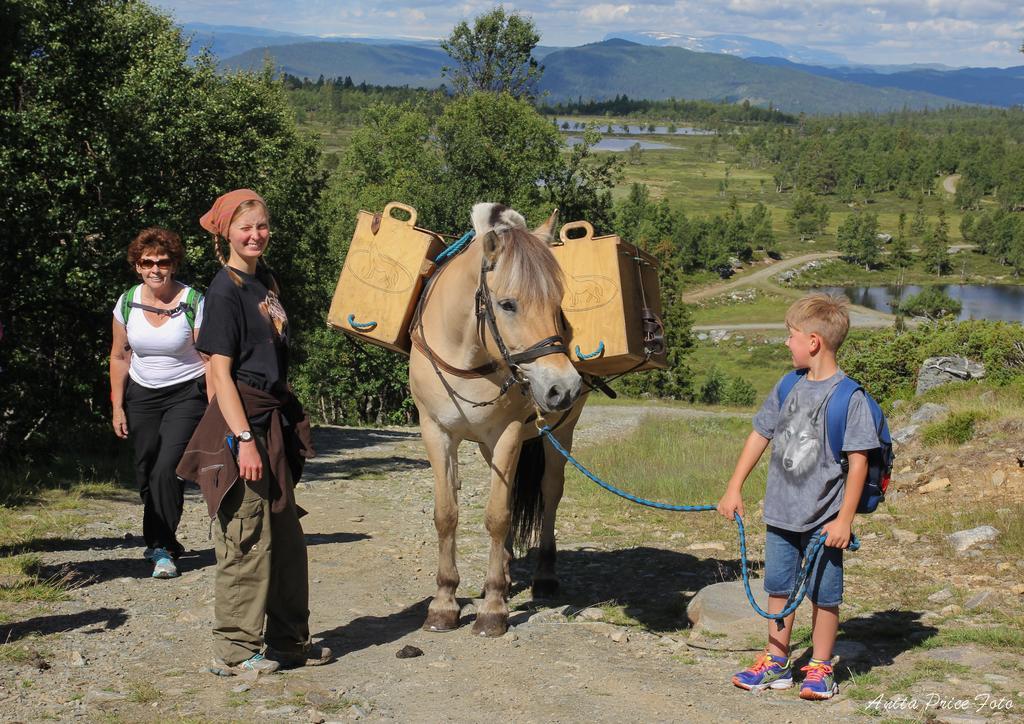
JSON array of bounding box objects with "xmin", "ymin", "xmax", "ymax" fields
[{"xmin": 580, "ymin": 4, "xmax": 634, "ymax": 23}]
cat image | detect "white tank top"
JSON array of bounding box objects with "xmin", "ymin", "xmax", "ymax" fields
[{"xmin": 112, "ymin": 285, "xmax": 206, "ymax": 389}]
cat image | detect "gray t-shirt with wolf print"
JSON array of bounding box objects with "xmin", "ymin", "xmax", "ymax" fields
[{"xmin": 752, "ymin": 370, "xmax": 880, "ymax": 533}]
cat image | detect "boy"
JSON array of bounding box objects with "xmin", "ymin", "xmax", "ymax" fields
[{"xmin": 717, "ymin": 293, "xmax": 878, "ymax": 700}]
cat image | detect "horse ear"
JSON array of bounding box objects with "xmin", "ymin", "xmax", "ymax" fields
[
  {"xmin": 533, "ymin": 208, "xmax": 559, "ymax": 244},
  {"xmin": 481, "ymin": 230, "xmax": 502, "ymax": 266}
]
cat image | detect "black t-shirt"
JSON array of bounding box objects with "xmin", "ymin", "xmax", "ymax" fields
[{"xmin": 196, "ymin": 266, "xmax": 290, "ymax": 393}]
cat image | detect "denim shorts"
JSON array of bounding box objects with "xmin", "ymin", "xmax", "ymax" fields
[{"xmin": 763, "ymin": 524, "xmax": 843, "ymax": 607}]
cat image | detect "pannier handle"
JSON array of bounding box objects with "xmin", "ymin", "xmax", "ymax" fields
[
  {"xmin": 383, "ymin": 202, "xmax": 417, "ymax": 227},
  {"xmin": 559, "ymin": 220, "xmax": 595, "ymax": 243}
]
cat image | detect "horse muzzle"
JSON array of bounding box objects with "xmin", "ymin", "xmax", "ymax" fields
[{"xmin": 527, "ymin": 363, "xmax": 583, "ymax": 413}]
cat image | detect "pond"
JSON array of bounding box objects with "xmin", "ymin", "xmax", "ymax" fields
[
  {"xmin": 813, "ymin": 284, "xmax": 1024, "ymax": 322},
  {"xmin": 564, "ymin": 136, "xmax": 680, "ymax": 152},
  {"xmin": 553, "ymin": 119, "xmax": 716, "ymax": 136}
]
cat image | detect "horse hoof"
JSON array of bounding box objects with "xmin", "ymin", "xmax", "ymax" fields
[
  {"xmin": 531, "ymin": 578, "xmax": 560, "ymax": 599},
  {"xmin": 423, "ymin": 609, "xmax": 460, "ymax": 632},
  {"xmin": 472, "ymin": 612, "xmax": 508, "ymax": 637}
]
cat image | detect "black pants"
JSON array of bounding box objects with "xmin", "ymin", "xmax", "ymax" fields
[{"xmin": 125, "ymin": 376, "xmax": 207, "ymax": 554}]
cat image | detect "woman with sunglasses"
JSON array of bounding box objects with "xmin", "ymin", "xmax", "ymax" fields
[{"xmin": 110, "ymin": 227, "xmax": 211, "ymax": 579}]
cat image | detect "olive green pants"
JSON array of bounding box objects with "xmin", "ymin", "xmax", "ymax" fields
[{"xmin": 212, "ymin": 438, "xmax": 310, "ymax": 665}]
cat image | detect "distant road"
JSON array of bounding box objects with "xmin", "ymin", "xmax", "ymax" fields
[
  {"xmin": 943, "ymin": 174, "xmax": 961, "ymax": 195},
  {"xmin": 682, "ymin": 251, "xmax": 840, "ymax": 303}
]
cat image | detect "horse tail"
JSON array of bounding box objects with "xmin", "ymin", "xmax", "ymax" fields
[{"xmin": 510, "ymin": 436, "xmax": 546, "ymax": 555}]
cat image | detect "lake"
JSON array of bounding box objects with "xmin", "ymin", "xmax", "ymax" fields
[
  {"xmin": 564, "ymin": 136, "xmax": 679, "ymax": 152},
  {"xmin": 814, "ymin": 284, "xmax": 1024, "ymax": 322}
]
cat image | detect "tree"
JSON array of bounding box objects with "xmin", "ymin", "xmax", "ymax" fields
[
  {"xmin": 1, "ymin": 0, "xmax": 328, "ymax": 456},
  {"xmin": 910, "ymin": 195, "xmax": 927, "ymax": 238},
  {"xmin": 897, "ymin": 288, "xmax": 961, "ymax": 320},
  {"xmin": 786, "ymin": 191, "xmax": 829, "ymax": 241},
  {"xmin": 890, "ymin": 212, "xmax": 913, "ymax": 268},
  {"xmin": 837, "ymin": 211, "xmax": 881, "ymax": 269},
  {"xmin": 922, "ymin": 207, "xmax": 952, "ymax": 276},
  {"xmin": 699, "ymin": 366, "xmax": 727, "ymax": 405},
  {"xmin": 440, "ymin": 7, "xmax": 543, "ymax": 99}
]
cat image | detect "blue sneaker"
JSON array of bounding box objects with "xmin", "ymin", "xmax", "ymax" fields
[
  {"xmin": 732, "ymin": 652, "xmax": 793, "ymax": 691},
  {"xmin": 799, "ymin": 659, "xmax": 838, "ymax": 700},
  {"xmin": 150, "ymin": 548, "xmax": 179, "ymax": 579}
]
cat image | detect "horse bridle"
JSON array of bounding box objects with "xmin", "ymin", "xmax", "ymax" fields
[{"xmin": 410, "ymin": 234, "xmax": 569, "ymax": 407}]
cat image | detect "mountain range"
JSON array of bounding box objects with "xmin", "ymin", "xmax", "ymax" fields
[{"xmin": 192, "ymin": 23, "xmax": 1024, "ymax": 114}]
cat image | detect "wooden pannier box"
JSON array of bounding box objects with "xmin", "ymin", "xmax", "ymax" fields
[
  {"xmin": 550, "ymin": 221, "xmax": 668, "ymax": 376},
  {"xmin": 327, "ymin": 202, "xmax": 446, "ymax": 354}
]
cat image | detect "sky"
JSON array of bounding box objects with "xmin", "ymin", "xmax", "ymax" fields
[{"xmin": 152, "ymin": 0, "xmax": 1024, "ymax": 67}]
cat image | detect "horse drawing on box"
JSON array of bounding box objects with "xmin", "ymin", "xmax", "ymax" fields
[
  {"xmin": 350, "ymin": 238, "xmax": 413, "ymax": 293},
  {"xmin": 409, "ymin": 202, "xmax": 588, "ymax": 637}
]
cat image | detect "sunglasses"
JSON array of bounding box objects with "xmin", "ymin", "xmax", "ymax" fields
[{"xmin": 138, "ymin": 259, "xmax": 173, "ymax": 270}]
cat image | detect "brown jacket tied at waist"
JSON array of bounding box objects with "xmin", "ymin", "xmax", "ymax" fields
[{"xmin": 176, "ymin": 382, "xmax": 315, "ymax": 517}]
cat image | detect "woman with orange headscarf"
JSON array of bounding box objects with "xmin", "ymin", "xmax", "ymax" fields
[{"xmin": 177, "ymin": 189, "xmax": 331, "ymax": 676}]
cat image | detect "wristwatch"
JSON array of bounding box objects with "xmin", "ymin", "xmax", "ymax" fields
[{"xmin": 237, "ymin": 430, "xmax": 254, "ymax": 444}]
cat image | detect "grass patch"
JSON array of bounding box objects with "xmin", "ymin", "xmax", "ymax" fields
[
  {"xmin": 844, "ymin": 659, "xmax": 972, "ymax": 702},
  {"xmin": 565, "ymin": 415, "xmax": 767, "ymax": 516},
  {"xmin": 0, "ymin": 637, "xmax": 47, "ymax": 665},
  {"xmin": 916, "ymin": 625, "xmax": 1024, "ymax": 651},
  {"xmin": 0, "ymin": 554, "xmax": 74, "ymax": 603},
  {"xmin": 921, "ymin": 411, "xmax": 987, "ymax": 446},
  {"xmin": 689, "ymin": 287, "xmax": 797, "ymax": 327},
  {"xmin": 127, "ymin": 680, "xmax": 160, "ymax": 704}
]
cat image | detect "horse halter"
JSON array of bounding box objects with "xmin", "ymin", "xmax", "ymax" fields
[
  {"xmin": 409, "ymin": 233, "xmax": 569, "ymax": 408},
  {"xmin": 474, "ymin": 254, "xmax": 569, "ymax": 398}
]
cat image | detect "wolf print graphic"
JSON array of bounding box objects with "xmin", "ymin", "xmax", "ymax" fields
[{"xmin": 775, "ymin": 390, "xmax": 823, "ymax": 479}]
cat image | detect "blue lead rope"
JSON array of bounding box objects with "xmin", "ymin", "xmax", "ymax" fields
[{"xmin": 537, "ymin": 426, "xmax": 859, "ymax": 625}]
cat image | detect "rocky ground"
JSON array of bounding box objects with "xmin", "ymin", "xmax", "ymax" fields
[{"xmin": 1, "ymin": 403, "xmax": 1021, "ymax": 723}]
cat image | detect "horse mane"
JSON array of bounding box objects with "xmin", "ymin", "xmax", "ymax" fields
[{"xmin": 490, "ymin": 227, "xmax": 564, "ymax": 310}]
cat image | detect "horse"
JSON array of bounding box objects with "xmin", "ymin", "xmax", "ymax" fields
[{"xmin": 408, "ymin": 202, "xmax": 588, "ymax": 637}]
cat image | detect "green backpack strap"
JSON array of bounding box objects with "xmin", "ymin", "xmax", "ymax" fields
[
  {"xmin": 183, "ymin": 287, "xmax": 201, "ymax": 330},
  {"xmin": 120, "ymin": 284, "xmax": 140, "ymax": 324}
]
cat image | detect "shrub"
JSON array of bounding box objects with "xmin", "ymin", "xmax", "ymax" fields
[
  {"xmin": 897, "ymin": 287, "xmax": 962, "ymax": 320},
  {"xmin": 722, "ymin": 376, "xmax": 757, "ymax": 406},
  {"xmin": 699, "ymin": 366, "xmax": 727, "ymax": 404},
  {"xmin": 921, "ymin": 411, "xmax": 986, "ymax": 446},
  {"xmin": 840, "ymin": 320, "xmax": 1024, "ymax": 404}
]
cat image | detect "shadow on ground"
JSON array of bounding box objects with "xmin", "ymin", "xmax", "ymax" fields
[
  {"xmin": 506, "ymin": 545, "xmax": 744, "ymax": 633},
  {"xmin": 0, "ymin": 607, "xmax": 128, "ymax": 644},
  {"xmin": 314, "ymin": 597, "xmax": 431, "ymax": 658}
]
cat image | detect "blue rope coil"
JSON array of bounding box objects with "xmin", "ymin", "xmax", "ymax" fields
[
  {"xmin": 537, "ymin": 426, "xmax": 859, "ymax": 623},
  {"xmin": 435, "ymin": 230, "xmax": 475, "ymax": 264},
  {"xmin": 347, "ymin": 314, "xmax": 377, "ymax": 330},
  {"xmin": 575, "ymin": 341, "xmax": 605, "ymax": 361}
]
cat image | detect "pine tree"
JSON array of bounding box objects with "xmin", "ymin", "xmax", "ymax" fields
[
  {"xmin": 910, "ymin": 195, "xmax": 927, "ymax": 238},
  {"xmin": 922, "ymin": 207, "xmax": 951, "ymax": 276},
  {"xmin": 890, "ymin": 212, "xmax": 912, "ymax": 267}
]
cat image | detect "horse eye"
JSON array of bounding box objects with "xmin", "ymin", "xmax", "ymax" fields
[{"xmin": 498, "ymin": 299, "xmax": 518, "ymax": 313}]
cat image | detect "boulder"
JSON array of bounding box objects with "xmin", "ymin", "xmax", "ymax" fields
[
  {"xmin": 892, "ymin": 425, "xmax": 919, "ymax": 444},
  {"xmin": 947, "ymin": 525, "xmax": 999, "ymax": 553},
  {"xmin": 687, "ymin": 579, "xmax": 809, "ymax": 635},
  {"xmin": 910, "ymin": 403, "xmax": 949, "ymax": 425},
  {"xmin": 916, "ymin": 357, "xmax": 985, "ymax": 396}
]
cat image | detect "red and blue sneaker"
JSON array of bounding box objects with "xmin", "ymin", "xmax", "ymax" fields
[
  {"xmin": 799, "ymin": 659, "xmax": 838, "ymax": 700},
  {"xmin": 731, "ymin": 652, "xmax": 793, "ymax": 691}
]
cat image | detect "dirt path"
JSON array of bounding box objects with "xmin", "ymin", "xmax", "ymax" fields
[
  {"xmin": 682, "ymin": 252, "xmax": 841, "ymax": 303},
  {"xmin": 944, "ymin": 174, "xmax": 961, "ymax": 195},
  {"xmin": 0, "ymin": 407, "xmax": 945, "ymax": 722}
]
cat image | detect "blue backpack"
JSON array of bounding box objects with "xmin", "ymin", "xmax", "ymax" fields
[{"xmin": 777, "ymin": 370, "xmax": 894, "ymax": 514}]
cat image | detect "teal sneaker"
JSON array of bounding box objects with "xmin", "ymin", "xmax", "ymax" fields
[
  {"xmin": 799, "ymin": 659, "xmax": 838, "ymax": 700},
  {"xmin": 210, "ymin": 653, "xmax": 280, "ymax": 677},
  {"xmin": 150, "ymin": 548, "xmax": 179, "ymax": 579},
  {"xmin": 732, "ymin": 652, "xmax": 793, "ymax": 691}
]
